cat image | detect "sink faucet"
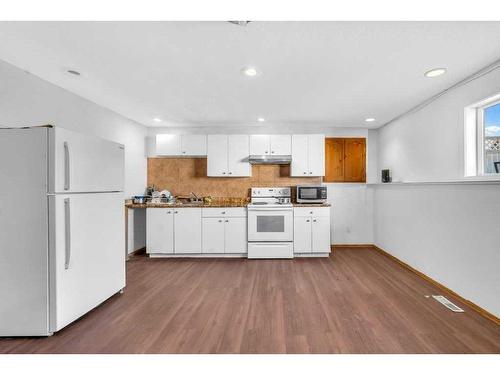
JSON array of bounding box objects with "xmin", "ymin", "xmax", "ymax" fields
[{"xmin": 190, "ymin": 192, "xmax": 200, "ymax": 202}]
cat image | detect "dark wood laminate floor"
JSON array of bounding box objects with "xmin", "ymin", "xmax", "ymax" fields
[{"xmin": 1, "ymin": 248, "xmax": 499, "ymax": 354}]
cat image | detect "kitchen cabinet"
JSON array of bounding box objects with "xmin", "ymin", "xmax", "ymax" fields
[
  {"xmin": 207, "ymin": 135, "xmax": 251, "ymax": 177},
  {"xmin": 146, "ymin": 208, "xmax": 174, "ymax": 254},
  {"xmin": 146, "ymin": 208, "xmax": 201, "ymax": 254},
  {"xmin": 202, "ymin": 209, "xmax": 247, "ymax": 254},
  {"xmin": 324, "ymin": 138, "xmax": 366, "ymax": 182},
  {"xmin": 291, "ymin": 134, "xmax": 325, "ymax": 176},
  {"xmin": 155, "ymin": 134, "xmax": 206, "ymax": 156},
  {"xmin": 249, "ymin": 135, "xmax": 291, "ymax": 155},
  {"xmin": 293, "ymin": 206, "xmax": 330, "ymax": 254},
  {"xmin": 173, "ymin": 208, "xmax": 202, "ymax": 253}
]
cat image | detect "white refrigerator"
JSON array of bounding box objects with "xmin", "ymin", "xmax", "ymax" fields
[{"xmin": 0, "ymin": 126, "xmax": 126, "ymax": 336}]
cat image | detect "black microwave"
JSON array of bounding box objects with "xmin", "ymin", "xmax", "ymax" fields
[{"xmin": 296, "ymin": 186, "xmax": 327, "ymax": 203}]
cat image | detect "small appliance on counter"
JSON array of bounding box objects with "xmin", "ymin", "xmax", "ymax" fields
[
  {"xmin": 296, "ymin": 185, "xmax": 327, "ymax": 204},
  {"xmin": 381, "ymin": 169, "xmax": 392, "ymax": 183}
]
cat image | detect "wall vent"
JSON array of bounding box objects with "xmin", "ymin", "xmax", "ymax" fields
[{"xmin": 432, "ymin": 295, "xmax": 464, "ymax": 312}]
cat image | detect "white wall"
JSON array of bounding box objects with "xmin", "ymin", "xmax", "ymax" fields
[
  {"xmin": 374, "ymin": 66, "xmax": 500, "ymax": 317},
  {"xmin": 0, "ymin": 59, "xmax": 147, "ymax": 197},
  {"xmin": 150, "ymin": 125, "xmax": 376, "ymax": 245}
]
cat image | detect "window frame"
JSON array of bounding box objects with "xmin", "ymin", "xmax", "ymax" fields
[
  {"xmin": 464, "ymin": 93, "xmax": 500, "ymax": 178},
  {"xmin": 477, "ymin": 97, "xmax": 500, "ymax": 176}
]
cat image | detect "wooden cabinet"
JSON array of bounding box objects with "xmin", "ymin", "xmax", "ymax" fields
[
  {"xmin": 324, "ymin": 138, "xmax": 366, "ymax": 182},
  {"xmin": 146, "ymin": 208, "xmax": 201, "ymax": 254},
  {"xmin": 202, "ymin": 208, "xmax": 247, "ymax": 254},
  {"xmin": 291, "ymin": 134, "xmax": 325, "ymax": 176},
  {"xmin": 250, "ymin": 135, "xmax": 291, "ymax": 155},
  {"xmin": 293, "ymin": 207, "xmax": 331, "ymax": 254},
  {"xmin": 207, "ymin": 135, "xmax": 251, "ymax": 177},
  {"xmin": 155, "ymin": 134, "xmax": 206, "ymax": 156}
]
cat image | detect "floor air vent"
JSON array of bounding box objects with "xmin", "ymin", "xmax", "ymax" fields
[{"xmin": 431, "ymin": 295, "xmax": 464, "ymax": 312}]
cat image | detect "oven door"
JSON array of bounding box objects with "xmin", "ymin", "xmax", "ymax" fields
[{"xmin": 248, "ymin": 207, "xmax": 293, "ymax": 242}]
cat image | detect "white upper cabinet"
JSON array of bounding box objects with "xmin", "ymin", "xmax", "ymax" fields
[
  {"xmin": 250, "ymin": 135, "xmax": 269, "ymax": 155},
  {"xmin": 270, "ymin": 135, "xmax": 291, "ymax": 155},
  {"xmin": 228, "ymin": 135, "xmax": 251, "ymax": 176},
  {"xmin": 250, "ymin": 135, "xmax": 291, "ymax": 155},
  {"xmin": 180, "ymin": 135, "xmax": 206, "ymax": 156},
  {"xmin": 207, "ymin": 135, "xmax": 251, "ymax": 177},
  {"xmin": 291, "ymin": 134, "xmax": 325, "ymax": 176},
  {"xmin": 155, "ymin": 134, "xmax": 207, "ymax": 156},
  {"xmin": 156, "ymin": 134, "xmax": 181, "ymax": 156}
]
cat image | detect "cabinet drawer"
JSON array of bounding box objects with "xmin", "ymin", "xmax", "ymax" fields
[
  {"xmin": 294, "ymin": 206, "xmax": 330, "ymax": 217},
  {"xmin": 202, "ymin": 207, "xmax": 247, "ymax": 217}
]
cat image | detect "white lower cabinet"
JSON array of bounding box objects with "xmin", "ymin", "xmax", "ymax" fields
[
  {"xmin": 146, "ymin": 208, "xmax": 201, "ymax": 254},
  {"xmin": 174, "ymin": 208, "xmax": 202, "ymax": 253},
  {"xmin": 146, "ymin": 208, "xmax": 174, "ymax": 254},
  {"xmin": 294, "ymin": 207, "xmax": 331, "ymax": 254},
  {"xmin": 202, "ymin": 215, "xmax": 247, "ymax": 254}
]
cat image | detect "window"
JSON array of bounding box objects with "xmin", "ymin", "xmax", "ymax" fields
[
  {"xmin": 480, "ymin": 101, "xmax": 500, "ymax": 174},
  {"xmin": 465, "ymin": 94, "xmax": 500, "ymax": 176},
  {"xmin": 324, "ymin": 138, "xmax": 366, "ymax": 182}
]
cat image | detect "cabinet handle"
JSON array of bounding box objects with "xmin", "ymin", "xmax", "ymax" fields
[
  {"xmin": 271, "ymin": 150, "xmax": 275, "ymax": 154},
  {"xmin": 313, "ymin": 219, "xmax": 317, "ymax": 222},
  {"xmin": 167, "ymin": 211, "xmax": 171, "ymax": 214},
  {"xmin": 265, "ymin": 150, "xmax": 268, "ymax": 154},
  {"xmin": 310, "ymin": 211, "xmax": 313, "ymax": 214},
  {"xmin": 225, "ymin": 220, "xmax": 229, "ymax": 222},
  {"xmin": 182, "ymin": 151, "xmax": 186, "ymax": 154},
  {"xmin": 303, "ymin": 172, "xmax": 307, "ymax": 175},
  {"xmin": 221, "ymin": 211, "xmax": 226, "ymax": 214},
  {"xmin": 309, "ymin": 172, "xmax": 313, "ymax": 175},
  {"xmin": 222, "ymin": 172, "xmax": 226, "ymax": 175},
  {"xmin": 306, "ymin": 220, "xmax": 310, "ymax": 222},
  {"xmin": 218, "ymin": 220, "xmax": 222, "ymax": 222},
  {"xmin": 174, "ymin": 211, "xmax": 178, "ymax": 214},
  {"xmin": 228, "ymin": 172, "xmax": 232, "ymax": 175}
]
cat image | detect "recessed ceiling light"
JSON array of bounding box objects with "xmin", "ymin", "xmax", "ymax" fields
[
  {"xmin": 241, "ymin": 66, "xmax": 260, "ymax": 77},
  {"xmin": 365, "ymin": 118, "xmax": 375, "ymax": 122},
  {"xmin": 153, "ymin": 117, "xmax": 162, "ymax": 123},
  {"xmin": 424, "ymin": 68, "xmax": 447, "ymax": 78},
  {"xmin": 257, "ymin": 117, "xmax": 265, "ymax": 122},
  {"xmin": 67, "ymin": 69, "xmax": 81, "ymax": 76}
]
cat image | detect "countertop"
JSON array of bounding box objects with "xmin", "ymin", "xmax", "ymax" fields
[{"xmin": 126, "ymin": 202, "xmax": 331, "ymax": 208}]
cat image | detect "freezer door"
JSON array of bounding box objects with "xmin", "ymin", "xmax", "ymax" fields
[
  {"xmin": 50, "ymin": 127, "xmax": 124, "ymax": 193},
  {"xmin": 49, "ymin": 193, "xmax": 125, "ymax": 332}
]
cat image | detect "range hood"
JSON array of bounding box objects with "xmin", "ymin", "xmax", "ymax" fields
[{"xmin": 248, "ymin": 155, "xmax": 292, "ymax": 165}]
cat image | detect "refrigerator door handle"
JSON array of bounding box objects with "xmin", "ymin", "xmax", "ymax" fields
[
  {"xmin": 63, "ymin": 141, "xmax": 70, "ymax": 190},
  {"xmin": 64, "ymin": 198, "xmax": 71, "ymax": 269}
]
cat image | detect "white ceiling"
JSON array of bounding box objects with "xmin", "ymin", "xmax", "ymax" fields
[{"xmin": 1, "ymin": 21, "xmax": 500, "ymax": 128}]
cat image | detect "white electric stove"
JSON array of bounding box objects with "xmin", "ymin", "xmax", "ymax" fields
[{"xmin": 247, "ymin": 187, "xmax": 294, "ymax": 259}]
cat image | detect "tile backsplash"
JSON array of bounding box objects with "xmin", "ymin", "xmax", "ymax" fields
[{"xmin": 148, "ymin": 158, "xmax": 321, "ymax": 198}]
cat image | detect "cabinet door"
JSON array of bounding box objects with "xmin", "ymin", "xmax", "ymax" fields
[
  {"xmin": 293, "ymin": 216, "xmax": 312, "ymax": 253},
  {"xmin": 174, "ymin": 208, "xmax": 202, "ymax": 253},
  {"xmin": 202, "ymin": 218, "xmax": 225, "ymax": 253},
  {"xmin": 291, "ymin": 135, "xmax": 309, "ymax": 176},
  {"xmin": 325, "ymin": 138, "xmax": 345, "ymax": 182},
  {"xmin": 181, "ymin": 135, "xmax": 207, "ymax": 156},
  {"xmin": 344, "ymin": 138, "xmax": 366, "ymax": 182},
  {"xmin": 146, "ymin": 208, "xmax": 174, "ymax": 254},
  {"xmin": 249, "ymin": 135, "xmax": 270, "ymax": 155},
  {"xmin": 270, "ymin": 135, "xmax": 291, "ymax": 155},
  {"xmin": 207, "ymin": 135, "xmax": 228, "ymax": 176},
  {"xmin": 228, "ymin": 135, "xmax": 251, "ymax": 177},
  {"xmin": 311, "ymin": 216, "xmax": 331, "ymax": 253},
  {"xmin": 156, "ymin": 134, "xmax": 181, "ymax": 156},
  {"xmin": 224, "ymin": 218, "xmax": 247, "ymax": 254},
  {"xmin": 308, "ymin": 134, "xmax": 325, "ymax": 176}
]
